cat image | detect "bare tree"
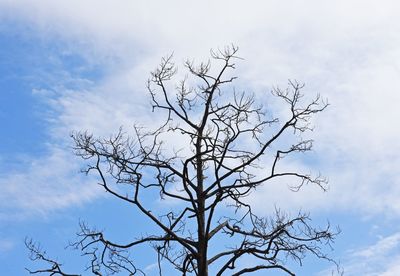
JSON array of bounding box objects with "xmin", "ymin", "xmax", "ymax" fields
[{"xmin": 27, "ymin": 45, "xmax": 338, "ymax": 275}]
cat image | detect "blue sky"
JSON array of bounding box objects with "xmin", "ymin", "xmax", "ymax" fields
[{"xmin": 1, "ymin": 1, "xmax": 400, "ymax": 275}]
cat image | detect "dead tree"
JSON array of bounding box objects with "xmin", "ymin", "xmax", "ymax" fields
[{"xmin": 27, "ymin": 45, "xmax": 338, "ymax": 275}]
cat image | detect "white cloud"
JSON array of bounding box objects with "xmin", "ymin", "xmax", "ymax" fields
[
  {"xmin": 1, "ymin": 0, "xmax": 400, "ymax": 218},
  {"xmin": 381, "ymin": 262, "xmax": 400, "ymax": 276},
  {"xmin": 319, "ymin": 232, "xmax": 400, "ymax": 276},
  {"xmin": 352, "ymin": 233, "xmax": 400, "ymax": 259},
  {"xmin": 0, "ymin": 147, "xmax": 101, "ymax": 220}
]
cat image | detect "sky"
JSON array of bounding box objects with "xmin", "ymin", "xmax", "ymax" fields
[{"xmin": 1, "ymin": 0, "xmax": 400, "ymax": 275}]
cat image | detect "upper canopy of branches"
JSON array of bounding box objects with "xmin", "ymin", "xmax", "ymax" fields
[{"xmin": 27, "ymin": 45, "xmax": 338, "ymax": 276}]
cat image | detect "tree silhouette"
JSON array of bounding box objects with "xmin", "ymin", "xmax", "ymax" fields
[{"xmin": 27, "ymin": 45, "xmax": 338, "ymax": 275}]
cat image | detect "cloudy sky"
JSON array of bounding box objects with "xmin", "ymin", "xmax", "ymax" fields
[{"xmin": 1, "ymin": 1, "xmax": 400, "ymax": 275}]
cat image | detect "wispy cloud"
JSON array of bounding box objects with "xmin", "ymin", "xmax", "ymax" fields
[
  {"xmin": 0, "ymin": 147, "xmax": 101, "ymax": 220},
  {"xmin": 319, "ymin": 231, "xmax": 400, "ymax": 275},
  {"xmin": 1, "ymin": 0, "xmax": 400, "ymax": 219}
]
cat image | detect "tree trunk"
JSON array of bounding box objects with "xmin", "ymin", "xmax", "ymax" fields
[
  {"xmin": 196, "ymin": 125, "xmax": 208, "ymax": 276},
  {"xmin": 197, "ymin": 193, "xmax": 208, "ymax": 276}
]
